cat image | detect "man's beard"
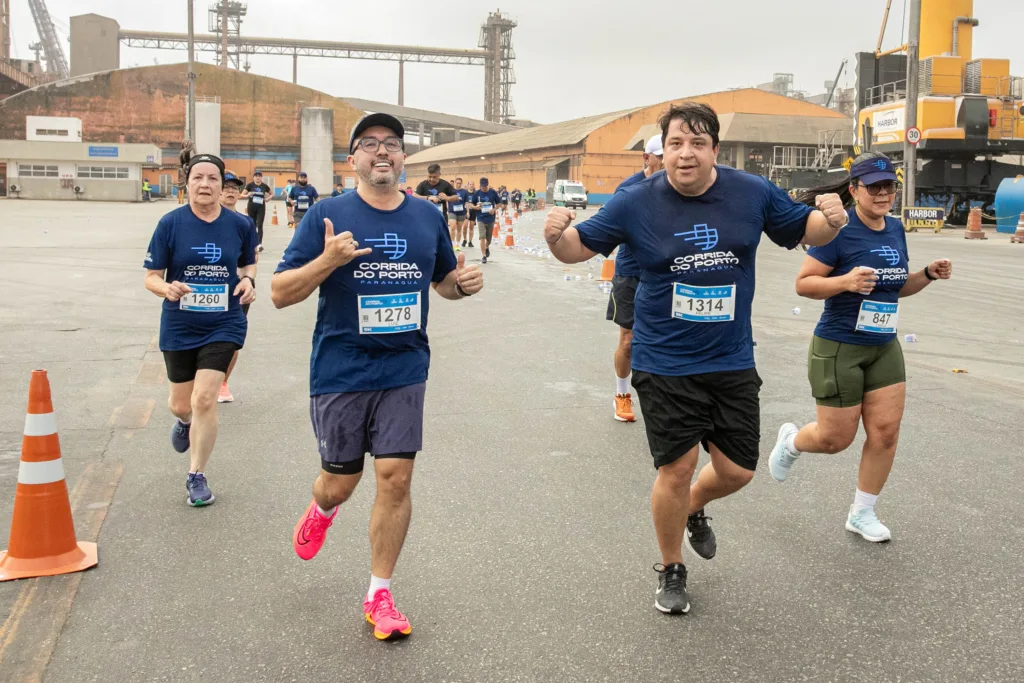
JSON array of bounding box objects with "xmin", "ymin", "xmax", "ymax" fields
[{"xmin": 358, "ymin": 162, "xmax": 399, "ymax": 189}]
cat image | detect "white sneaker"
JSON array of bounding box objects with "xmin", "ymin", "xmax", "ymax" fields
[
  {"xmin": 845, "ymin": 505, "xmax": 892, "ymax": 542},
  {"xmin": 768, "ymin": 423, "xmax": 800, "ymax": 482}
]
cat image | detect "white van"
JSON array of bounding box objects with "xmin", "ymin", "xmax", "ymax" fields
[{"xmin": 553, "ymin": 180, "xmax": 588, "ymax": 209}]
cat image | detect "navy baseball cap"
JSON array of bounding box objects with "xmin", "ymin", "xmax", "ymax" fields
[
  {"xmin": 222, "ymin": 172, "xmax": 243, "ymax": 188},
  {"xmin": 298, "ymin": 171, "xmax": 308, "ymax": 178},
  {"xmin": 480, "ymin": 177, "xmax": 489, "ymax": 185},
  {"xmin": 349, "ymin": 112, "xmax": 406, "ymax": 153},
  {"xmin": 850, "ymin": 155, "xmax": 898, "ymax": 185}
]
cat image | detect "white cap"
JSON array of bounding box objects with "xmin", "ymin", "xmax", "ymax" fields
[{"xmin": 644, "ymin": 136, "xmax": 663, "ymax": 156}]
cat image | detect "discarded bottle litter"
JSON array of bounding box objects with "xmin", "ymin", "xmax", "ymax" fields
[
  {"xmin": 792, "ymin": 307, "xmax": 801, "ymax": 315},
  {"xmin": 904, "ymin": 334, "xmax": 917, "ymax": 342}
]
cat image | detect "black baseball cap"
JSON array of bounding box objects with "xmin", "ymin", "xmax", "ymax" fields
[
  {"xmin": 253, "ymin": 170, "xmax": 263, "ymax": 176},
  {"xmin": 480, "ymin": 177, "xmax": 489, "ymax": 185},
  {"xmin": 349, "ymin": 113, "xmax": 406, "ymax": 153}
]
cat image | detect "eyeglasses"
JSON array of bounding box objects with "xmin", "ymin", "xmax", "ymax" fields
[
  {"xmin": 855, "ymin": 181, "xmax": 899, "ymax": 196},
  {"xmin": 352, "ymin": 137, "xmax": 404, "ymax": 154}
]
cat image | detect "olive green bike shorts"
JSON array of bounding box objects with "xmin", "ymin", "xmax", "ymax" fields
[{"xmin": 807, "ymin": 335, "xmax": 906, "ymax": 408}]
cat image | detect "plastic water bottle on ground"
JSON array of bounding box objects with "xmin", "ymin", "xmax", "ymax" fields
[{"xmin": 904, "ymin": 334, "xmax": 917, "ymax": 343}]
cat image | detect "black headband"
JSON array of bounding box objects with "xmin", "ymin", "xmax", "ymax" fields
[{"xmin": 186, "ymin": 154, "xmax": 225, "ymax": 179}]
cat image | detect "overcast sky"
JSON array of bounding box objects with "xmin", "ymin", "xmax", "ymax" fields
[{"xmin": 9, "ymin": 1, "xmax": 1024, "ymax": 124}]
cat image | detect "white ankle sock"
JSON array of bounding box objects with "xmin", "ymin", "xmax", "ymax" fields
[
  {"xmin": 852, "ymin": 489, "xmax": 878, "ymax": 513},
  {"xmin": 784, "ymin": 432, "xmax": 799, "ymax": 455},
  {"xmin": 367, "ymin": 574, "xmax": 391, "ymax": 600},
  {"xmin": 179, "ymin": 417, "xmax": 191, "ymax": 426},
  {"xmin": 616, "ymin": 376, "xmax": 630, "ymax": 396},
  {"xmin": 316, "ymin": 504, "xmax": 336, "ymax": 518}
]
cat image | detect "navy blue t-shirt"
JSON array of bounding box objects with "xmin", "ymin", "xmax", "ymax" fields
[
  {"xmin": 275, "ymin": 192, "xmax": 459, "ymax": 395},
  {"xmin": 808, "ymin": 209, "xmax": 909, "ymax": 346},
  {"xmin": 448, "ymin": 188, "xmax": 470, "ymax": 216},
  {"xmin": 575, "ymin": 166, "xmax": 812, "ymax": 377},
  {"xmin": 472, "ymin": 189, "xmax": 501, "ymax": 224},
  {"xmin": 144, "ymin": 205, "xmax": 258, "ymax": 352},
  {"xmin": 289, "ymin": 184, "xmax": 319, "ymax": 213},
  {"xmin": 611, "ymin": 170, "xmax": 648, "ymax": 278}
]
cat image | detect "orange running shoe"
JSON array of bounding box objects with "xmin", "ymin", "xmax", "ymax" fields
[
  {"xmin": 614, "ymin": 393, "xmax": 636, "ymax": 422},
  {"xmin": 217, "ymin": 382, "xmax": 234, "ymax": 403},
  {"xmin": 364, "ymin": 588, "xmax": 412, "ymax": 640}
]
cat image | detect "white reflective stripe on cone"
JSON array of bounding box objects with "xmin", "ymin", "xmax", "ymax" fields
[
  {"xmin": 24, "ymin": 412, "xmax": 57, "ymax": 437},
  {"xmin": 18, "ymin": 458, "xmax": 66, "ymax": 485}
]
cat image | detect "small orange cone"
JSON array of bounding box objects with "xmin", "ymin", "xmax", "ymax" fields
[
  {"xmin": 504, "ymin": 225, "xmax": 515, "ymax": 248},
  {"xmin": 598, "ymin": 259, "xmax": 615, "ymax": 282},
  {"xmin": 493, "ymin": 224, "xmax": 500, "ymax": 239},
  {"xmin": 0, "ymin": 370, "xmax": 97, "ymax": 581},
  {"xmin": 965, "ymin": 206, "xmax": 987, "ymax": 240},
  {"xmin": 1011, "ymin": 212, "xmax": 1024, "ymax": 243},
  {"xmin": 504, "ymin": 215, "xmax": 513, "ymax": 227},
  {"xmin": 271, "ymin": 205, "xmax": 279, "ymax": 226}
]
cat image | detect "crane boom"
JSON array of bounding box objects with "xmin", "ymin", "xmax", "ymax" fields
[{"xmin": 27, "ymin": 0, "xmax": 69, "ymax": 79}]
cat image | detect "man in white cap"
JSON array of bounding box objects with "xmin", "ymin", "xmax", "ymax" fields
[{"xmin": 608, "ymin": 135, "xmax": 664, "ymax": 423}]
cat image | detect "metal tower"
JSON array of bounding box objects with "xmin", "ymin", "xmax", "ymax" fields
[
  {"xmin": 479, "ymin": 10, "xmax": 516, "ymax": 123},
  {"xmin": 27, "ymin": 0, "xmax": 69, "ymax": 78},
  {"xmin": 208, "ymin": 0, "xmax": 247, "ymax": 69}
]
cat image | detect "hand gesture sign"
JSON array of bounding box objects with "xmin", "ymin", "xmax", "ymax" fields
[
  {"xmin": 322, "ymin": 218, "xmax": 372, "ymax": 268},
  {"xmin": 926, "ymin": 259, "xmax": 952, "ymax": 280},
  {"xmin": 815, "ymin": 193, "xmax": 848, "ymax": 230},
  {"xmin": 544, "ymin": 207, "xmax": 575, "ymax": 245},
  {"xmin": 455, "ymin": 251, "xmax": 483, "ymax": 296}
]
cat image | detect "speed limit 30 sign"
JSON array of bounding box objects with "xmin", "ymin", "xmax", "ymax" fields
[{"xmin": 906, "ymin": 127, "xmax": 922, "ymax": 145}]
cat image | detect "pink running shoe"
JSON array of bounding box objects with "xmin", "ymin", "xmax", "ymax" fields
[
  {"xmin": 292, "ymin": 500, "xmax": 336, "ymax": 560},
  {"xmin": 217, "ymin": 382, "xmax": 234, "ymax": 403},
  {"xmin": 363, "ymin": 588, "xmax": 412, "ymax": 640}
]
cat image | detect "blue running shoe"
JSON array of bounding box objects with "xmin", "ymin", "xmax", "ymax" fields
[
  {"xmin": 845, "ymin": 506, "xmax": 891, "ymax": 542},
  {"xmin": 769, "ymin": 423, "xmax": 800, "ymax": 482},
  {"xmin": 170, "ymin": 419, "xmax": 191, "ymax": 453},
  {"xmin": 186, "ymin": 472, "xmax": 215, "ymax": 507}
]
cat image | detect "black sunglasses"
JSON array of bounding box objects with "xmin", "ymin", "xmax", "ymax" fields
[{"xmin": 853, "ymin": 180, "xmax": 900, "ymax": 196}]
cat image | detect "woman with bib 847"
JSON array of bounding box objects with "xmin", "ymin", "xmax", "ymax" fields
[
  {"xmin": 768, "ymin": 152, "xmax": 952, "ymax": 542},
  {"xmin": 143, "ymin": 151, "xmax": 258, "ymax": 507}
]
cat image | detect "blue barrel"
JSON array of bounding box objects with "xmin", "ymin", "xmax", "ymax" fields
[{"xmin": 994, "ymin": 177, "xmax": 1024, "ymax": 233}]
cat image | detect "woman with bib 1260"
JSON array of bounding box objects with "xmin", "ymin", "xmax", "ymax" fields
[
  {"xmin": 768, "ymin": 152, "xmax": 952, "ymax": 542},
  {"xmin": 144, "ymin": 151, "xmax": 258, "ymax": 506}
]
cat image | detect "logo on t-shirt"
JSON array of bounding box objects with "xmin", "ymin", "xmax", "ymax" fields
[
  {"xmin": 192, "ymin": 242, "xmax": 222, "ymax": 263},
  {"xmin": 675, "ymin": 224, "xmax": 718, "ymax": 251},
  {"xmin": 365, "ymin": 233, "xmax": 408, "ymax": 260},
  {"xmin": 870, "ymin": 246, "xmax": 901, "ymax": 266}
]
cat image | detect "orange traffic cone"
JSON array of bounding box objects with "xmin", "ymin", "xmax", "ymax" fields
[
  {"xmin": 504, "ymin": 214, "xmax": 513, "ymax": 227},
  {"xmin": 504, "ymin": 225, "xmax": 515, "ymax": 248},
  {"xmin": 493, "ymin": 224, "xmax": 500, "ymax": 239},
  {"xmin": 598, "ymin": 258, "xmax": 615, "ymax": 282},
  {"xmin": 965, "ymin": 206, "xmax": 987, "ymax": 240},
  {"xmin": 0, "ymin": 371, "xmax": 98, "ymax": 581},
  {"xmin": 1011, "ymin": 212, "xmax": 1024, "ymax": 243},
  {"xmin": 271, "ymin": 205, "xmax": 279, "ymax": 226}
]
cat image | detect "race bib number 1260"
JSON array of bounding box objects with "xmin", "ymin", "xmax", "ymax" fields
[
  {"xmin": 358, "ymin": 292, "xmax": 421, "ymax": 335},
  {"xmin": 180, "ymin": 283, "xmax": 229, "ymax": 312}
]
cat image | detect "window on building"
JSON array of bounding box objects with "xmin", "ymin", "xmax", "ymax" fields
[
  {"xmin": 772, "ymin": 146, "xmax": 817, "ymax": 168},
  {"xmin": 77, "ymin": 166, "xmax": 130, "ymax": 179},
  {"xmin": 19, "ymin": 164, "xmax": 59, "ymax": 177}
]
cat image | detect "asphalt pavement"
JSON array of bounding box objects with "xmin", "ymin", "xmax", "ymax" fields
[{"xmin": 0, "ymin": 198, "xmax": 1022, "ymax": 682}]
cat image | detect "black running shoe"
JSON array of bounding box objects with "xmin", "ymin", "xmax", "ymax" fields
[
  {"xmin": 461, "ymin": 240, "xmax": 467, "ymax": 247},
  {"xmin": 468, "ymin": 241, "xmax": 474, "ymax": 247},
  {"xmin": 653, "ymin": 563, "xmax": 690, "ymax": 614},
  {"xmin": 485, "ymin": 246, "xmax": 491, "ymax": 258},
  {"xmin": 685, "ymin": 509, "xmax": 716, "ymax": 560},
  {"xmin": 481, "ymin": 256, "xmax": 487, "ymax": 264}
]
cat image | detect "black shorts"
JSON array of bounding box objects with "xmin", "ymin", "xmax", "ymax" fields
[
  {"xmin": 605, "ymin": 275, "xmax": 638, "ymax": 329},
  {"xmin": 632, "ymin": 368, "xmax": 763, "ymax": 471},
  {"xmin": 163, "ymin": 341, "xmax": 241, "ymax": 384}
]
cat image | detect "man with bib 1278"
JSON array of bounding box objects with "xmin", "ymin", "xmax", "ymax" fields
[{"xmin": 272, "ymin": 113, "xmax": 483, "ymax": 640}]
